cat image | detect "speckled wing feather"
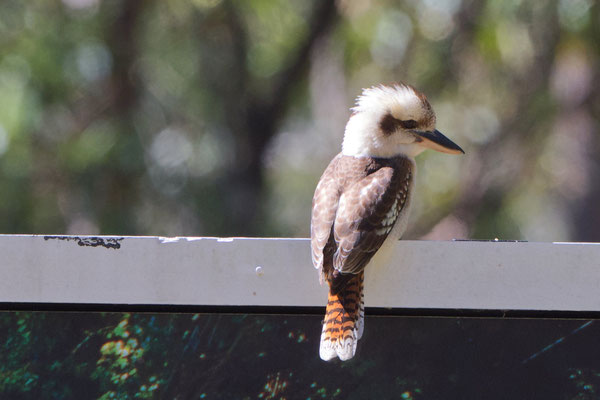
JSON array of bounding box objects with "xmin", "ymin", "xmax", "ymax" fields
[
  {"xmin": 311, "ymin": 154, "xmax": 413, "ymax": 286},
  {"xmin": 332, "ymin": 157, "xmax": 412, "ymax": 277},
  {"xmin": 311, "ymin": 154, "xmax": 365, "ymax": 283},
  {"xmin": 310, "ymin": 155, "xmax": 342, "ymax": 280}
]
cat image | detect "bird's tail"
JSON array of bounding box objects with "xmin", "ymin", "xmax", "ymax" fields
[{"xmin": 319, "ymin": 271, "xmax": 364, "ymax": 361}]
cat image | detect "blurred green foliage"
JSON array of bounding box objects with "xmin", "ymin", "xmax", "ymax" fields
[{"xmin": 0, "ymin": 0, "xmax": 598, "ymax": 240}]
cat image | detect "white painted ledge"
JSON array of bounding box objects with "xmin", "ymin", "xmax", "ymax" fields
[{"xmin": 0, "ymin": 235, "xmax": 599, "ymax": 311}]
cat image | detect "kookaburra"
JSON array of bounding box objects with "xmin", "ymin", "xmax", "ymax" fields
[{"xmin": 310, "ymin": 83, "xmax": 464, "ymax": 361}]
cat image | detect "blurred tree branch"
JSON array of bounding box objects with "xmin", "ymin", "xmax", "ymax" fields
[
  {"xmin": 452, "ymin": 3, "xmax": 560, "ymax": 237},
  {"xmin": 96, "ymin": 0, "xmax": 147, "ymax": 233},
  {"xmin": 572, "ymin": 1, "xmax": 600, "ymax": 241},
  {"xmin": 28, "ymin": 1, "xmax": 148, "ymax": 234},
  {"xmin": 412, "ymin": 2, "xmax": 562, "ymax": 239},
  {"xmin": 197, "ymin": 0, "xmax": 338, "ymax": 235}
]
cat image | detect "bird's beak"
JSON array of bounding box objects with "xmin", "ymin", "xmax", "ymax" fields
[{"xmin": 411, "ymin": 129, "xmax": 464, "ymax": 155}]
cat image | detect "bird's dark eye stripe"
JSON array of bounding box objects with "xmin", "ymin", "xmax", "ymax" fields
[
  {"xmin": 380, "ymin": 114, "xmax": 419, "ymax": 135},
  {"xmin": 399, "ymin": 119, "xmax": 417, "ymax": 129},
  {"xmin": 379, "ymin": 113, "xmax": 398, "ymax": 135}
]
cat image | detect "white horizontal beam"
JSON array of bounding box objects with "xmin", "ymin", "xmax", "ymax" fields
[{"xmin": 0, "ymin": 235, "xmax": 599, "ymax": 311}]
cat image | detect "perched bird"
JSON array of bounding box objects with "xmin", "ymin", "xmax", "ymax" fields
[{"xmin": 310, "ymin": 83, "xmax": 464, "ymax": 361}]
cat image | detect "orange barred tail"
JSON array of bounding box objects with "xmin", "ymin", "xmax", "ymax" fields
[{"xmin": 319, "ymin": 271, "xmax": 365, "ymax": 361}]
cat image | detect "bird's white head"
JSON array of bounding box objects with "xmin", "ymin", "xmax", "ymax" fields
[{"xmin": 341, "ymin": 83, "xmax": 464, "ymax": 159}]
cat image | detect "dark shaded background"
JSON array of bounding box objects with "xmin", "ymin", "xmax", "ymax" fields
[
  {"xmin": 1, "ymin": 312, "xmax": 599, "ymax": 399},
  {"xmin": 0, "ymin": 0, "xmax": 598, "ymax": 241}
]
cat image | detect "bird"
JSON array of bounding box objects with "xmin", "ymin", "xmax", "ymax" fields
[{"xmin": 310, "ymin": 83, "xmax": 464, "ymax": 361}]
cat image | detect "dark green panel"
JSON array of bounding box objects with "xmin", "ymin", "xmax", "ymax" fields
[{"xmin": 0, "ymin": 312, "xmax": 598, "ymax": 399}]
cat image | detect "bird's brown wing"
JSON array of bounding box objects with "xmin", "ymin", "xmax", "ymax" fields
[
  {"xmin": 332, "ymin": 160, "xmax": 412, "ymax": 277},
  {"xmin": 311, "ymin": 155, "xmax": 412, "ymax": 291},
  {"xmin": 311, "ymin": 155, "xmax": 370, "ymax": 282},
  {"xmin": 311, "ymin": 155, "xmax": 343, "ymax": 278}
]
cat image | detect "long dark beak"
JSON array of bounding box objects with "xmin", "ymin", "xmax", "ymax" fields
[{"xmin": 411, "ymin": 129, "xmax": 464, "ymax": 155}]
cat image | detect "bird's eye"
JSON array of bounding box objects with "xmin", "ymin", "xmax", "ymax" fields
[{"xmin": 399, "ymin": 119, "xmax": 418, "ymax": 130}]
